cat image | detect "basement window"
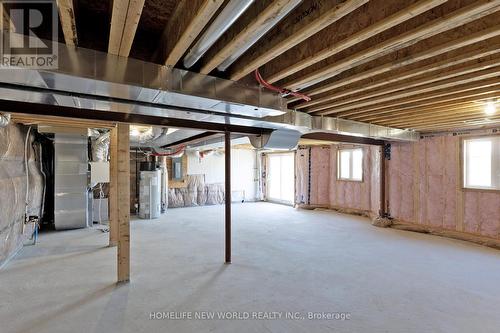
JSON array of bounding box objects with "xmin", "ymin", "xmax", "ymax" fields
[
  {"xmin": 338, "ymin": 148, "xmax": 363, "ymax": 181},
  {"xmin": 463, "ymin": 137, "xmax": 500, "ymax": 190}
]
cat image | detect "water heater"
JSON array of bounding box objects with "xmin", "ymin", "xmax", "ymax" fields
[{"xmin": 139, "ymin": 170, "xmax": 161, "ymax": 219}]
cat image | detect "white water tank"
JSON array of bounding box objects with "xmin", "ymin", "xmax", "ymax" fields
[{"xmin": 139, "ymin": 170, "xmax": 161, "ymax": 219}]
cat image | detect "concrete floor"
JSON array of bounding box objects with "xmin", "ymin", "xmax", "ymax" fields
[{"xmin": 1, "ymin": 202, "xmax": 500, "ymax": 333}]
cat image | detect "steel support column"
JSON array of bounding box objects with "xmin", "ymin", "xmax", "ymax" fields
[{"xmin": 225, "ymin": 131, "xmax": 231, "ymax": 264}]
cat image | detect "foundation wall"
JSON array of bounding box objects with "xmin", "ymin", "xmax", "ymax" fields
[
  {"xmin": 296, "ymin": 145, "xmax": 381, "ymax": 216},
  {"xmin": 388, "ymin": 135, "xmax": 500, "ymax": 240},
  {"xmin": 0, "ymin": 123, "xmax": 44, "ymax": 268}
]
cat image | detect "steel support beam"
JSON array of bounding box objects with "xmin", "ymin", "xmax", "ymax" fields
[{"xmin": 301, "ymin": 132, "xmax": 385, "ymax": 146}]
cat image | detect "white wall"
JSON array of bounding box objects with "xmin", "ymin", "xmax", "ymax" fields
[{"xmin": 187, "ymin": 148, "xmax": 257, "ymax": 201}]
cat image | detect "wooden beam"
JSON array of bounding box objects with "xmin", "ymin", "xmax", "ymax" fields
[
  {"xmin": 156, "ymin": 0, "xmax": 224, "ymax": 66},
  {"xmin": 56, "ymin": 0, "xmax": 78, "ymax": 46},
  {"xmin": 389, "ymin": 108, "xmax": 498, "ymax": 125},
  {"xmin": 372, "ymin": 106, "xmax": 489, "ymax": 125},
  {"xmin": 108, "ymin": 0, "xmax": 145, "ymax": 56},
  {"xmin": 352, "ymin": 89, "xmax": 500, "ymax": 121},
  {"xmin": 316, "ymin": 70, "xmax": 500, "ymax": 116},
  {"xmin": 307, "ymin": 58, "xmax": 500, "ymax": 113},
  {"xmin": 109, "ymin": 126, "xmax": 118, "ymax": 247},
  {"xmin": 288, "ymin": 25, "xmax": 500, "ymax": 103},
  {"xmin": 337, "ymin": 86, "xmax": 500, "ymax": 119},
  {"xmin": 367, "ymin": 100, "xmax": 499, "ymax": 124},
  {"xmin": 409, "ymin": 115, "xmax": 500, "ymax": 130},
  {"xmin": 200, "ymin": 0, "xmax": 301, "ymax": 75},
  {"xmin": 10, "ymin": 113, "xmax": 116, "ymax": 129},
  {"xmin": 296, "ymin": 46, "xmax": 500, "ymax": 110},
  {"xmin": 229, "ymin": 0, "xmax": 368, "ymax": 81},
  {"xmin": 117, "ymin": 123, "xmax": 130, "ymax": 283},
  {"xmin": 267, "ymin": 0, "xmax": 446, "ymax": 83},
  {"xmin": 285, "ymin": 0, "xmax": 500, "ymax": 91}
]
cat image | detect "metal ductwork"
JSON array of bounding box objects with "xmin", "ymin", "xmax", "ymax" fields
[
  {"xmin": 249, "ymin": 129, "xmax": 302, "ymax": 149},
  {"xmin": 217, "ymin": 0, "xmax": 302, "ymax": 71},
  {"xmin": 0, "ymin": 35, "xmax": 419, "ymax": 142},
  {"xmin": 0, "ymin": 32, "xmax": 285, "ymax": 119},
  {"xmin": 183, "ymin": 0, "xmax": 255, "ymax": 68},
  {"xmin": 0, "ymin": 113, "xmax": 10, "ymax": 128}
]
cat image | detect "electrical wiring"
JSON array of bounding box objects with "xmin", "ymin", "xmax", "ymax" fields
[{"xmin": 254, "ymin": 69, "xmax": 311, "ymax": 102}]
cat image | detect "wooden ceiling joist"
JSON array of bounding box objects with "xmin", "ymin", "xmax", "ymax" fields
[
  {"xmin": 108, "ymin": 0, "xmax": 146, "ymax": 57},
  {"xmin": 10, "ymin": 113, "xmax": 117, "ymax": 129},
  {"xmin": 364, "ymin": 100, "xmax": 499, "ymax": 124},
  {"xmin": 284, "ymin": 0, "xmax": 500, "ymax": 91},
  {"xmin": 408, "ymin": 114, "xmax": 500, "ymax": 130},
  {"xmin": 314, "ymin": 68, "xmax": 500, "ymax": 116},
  {"xmin": 306, "ymin": 57, "xmax": 500, "ymax": 113},
  {"xmin": 199, "ymin": 0, "xmax": 301, "ymax": 75},
  {"xmin": 266, "ymin": 0, "xmax": 447, "ymax": 84},
  {"xmin": 229, "ymin": 0, "xmax": 368, "ymax": 81},
  {"xmin": 296, "ymin": 47, "xmax": 500, "ymax": 110},
  {"xmin": 56, "ymin": 0, "xmax": 78, "ymax": 46},
  {"xmin": 288, "ymin": 25, "xmax": 500, "ymax": 103},
  {"xmin": 353, "ymin": 90, "xmax": 500, "ymax": 121},
  {"xmin": 331, "ymin": 81, "xmax": 500, "ymax": 118},
  {"xmin": 384, "ymin": 106, "xmax": 496, "ymax": 125},
  {"xmin": 156, "ymin": 0, "xmax": 224, "ymax": 66}
]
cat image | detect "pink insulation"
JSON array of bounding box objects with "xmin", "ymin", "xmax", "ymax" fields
[
  {"xmin": 329, "ymin": 145, "xmax": 374, "ymax": 212},
  {"xmin": 388, "ymin": 143, "xmax": 415, "ymax": 222},
  {"xmin": 388, "ymin": 135, "xmax": 500, "ymax": 240},
  {"xmin": 296, "ymin": 145, "xmax": 381, "ymax": 216},
  {"xmin": 309, "ymin": 146, "xmax": 330, "ymax": 206},
  {"xmin": 463, "ymin": 191, "xmax": 500, "ymax": 238},
  {"xmin": 370, "ymin": 147, "xmax": 381, "ymax": 214}
]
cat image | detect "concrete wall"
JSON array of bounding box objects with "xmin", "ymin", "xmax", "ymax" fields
[
  {"xmin": 296, "ymin": 145, "xmax": 381, "ymax": 216},
  {"xmin": 187, "ymin": 148, "xmax": 257, "ymax": 201},
  {"xmin": 388, "ymin": 135, "xmax": 500, "ymax": 240},
  {"xmin": 0, "ymin": 123, "xmax": 44, "ymax": 268}
]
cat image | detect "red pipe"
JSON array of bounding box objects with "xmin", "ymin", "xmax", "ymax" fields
[{"xmin": 254, "ymin": 69, "xmax": 311, "ymax": 102}]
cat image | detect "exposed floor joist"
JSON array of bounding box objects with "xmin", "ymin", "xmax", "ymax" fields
[
  {"xmin": 333, "ymin": 84, "xmax": 500, "ymax": 119},
  {"xmin": 295, "ymin": 44, "xmax": 500, "ymax": 109},
  {"xmin": 266, "ymin": 0, "xmax": 447, "ymax": 83},
  {"xmin": 363, "ymin": 98, "xmax": 499, "ymax": 124},
  {"xmin": 155, "ymin": 0, "xmax": 224, "ymax": 66},
  {"xmin": 307, "ymin": 57, "xmax": 500, "ymax": 113},
  {"xmin": 315, "ymin": 72, "xmax": 500, "ymax": 116},
  {"xmin": 5, "ymin": 0, "xmax": 500, "ymax": 132},
  {"xmin": 199, "ymin": 0, "xmax": 301, "ymax": 75},
  {"xmin": 283, "ymin": 0, "xmax": 500, "ymax": 91},
  {"xmin": 56, "ymin": 0, "xmax": 78, "ymax": 46},
  {"xmin": 108, "ymin": 0, "xmax": 146, "ymax": 56},
  {"xmin": 228, "ymin": 0, "xmax": 368, "ymax": 81},
  {"xmin": 288, "ymin": 25, "xmax": 500, "ymax": 104},
  {"xmin": 354, "ymin": 90, "xmax": 500, "ymax": 122}
]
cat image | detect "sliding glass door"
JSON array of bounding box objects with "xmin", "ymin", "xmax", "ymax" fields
[{"xmin": 266, "ymin": 153, "xmax": 295, "ymax": 205}]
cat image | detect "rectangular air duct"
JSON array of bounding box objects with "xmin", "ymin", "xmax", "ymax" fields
[{"xmin": 53, "ymin": 133, "xmax": 89, "ymax": 230}]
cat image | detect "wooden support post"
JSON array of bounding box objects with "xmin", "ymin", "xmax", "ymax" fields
[
  {"xmin": 117, "ymin": 123, "xmax": 130, "ymax": 283},
  {"xmin": 225, "ymin": 131, "xmax": 231, "ymax": 264},
  {"xmin": 109, "ymin": 126, "xmax": 118, "ymax": 246}
]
